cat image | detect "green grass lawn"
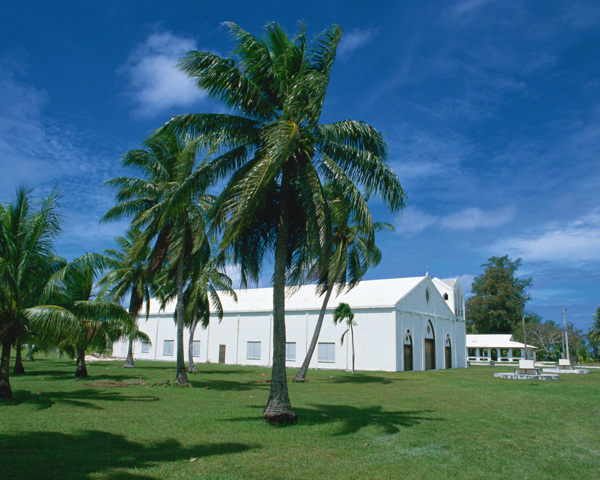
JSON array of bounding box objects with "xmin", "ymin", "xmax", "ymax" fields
[{"xmin": 1, "ymin": 356, "xmax": 599, "ymax": 480}]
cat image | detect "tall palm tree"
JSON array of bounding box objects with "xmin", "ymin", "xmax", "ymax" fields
[
  {"xmin": 103, "ymin": 130, "xmax": 213, "ymax": 386},
  {"xmin": 163, "ymin": 23, "xmax": 405, "ymax": 423},
  {"xmin": 588, "ymin": 308, "xmax": 600, "ymax": 358},
  {"xmin": 333, "ymin": 302, "xmax": 357, "ymax": 374},
  {"xmin": 0, "ymin": 188, "xmax": 63, "ymax": 398},
  {"xmin": 26, "ymin": 255, "xmax": 135, "ymax": 378},
  {"xmin": 293, "ymin": 184, "xmax": 392, "ymax": 382},
  {"xmin": 99, "ymin": 227, "xmax": 153, "ymax": 368}
]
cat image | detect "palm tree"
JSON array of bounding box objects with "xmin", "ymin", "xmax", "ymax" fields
[
  {"xmin": 99, "ymin": 227, "xmax": 153, "ymax": 368},
  {"xmin": 103, "ymin": 130, "xmax": 213, "ymax": 386},
  {"xmin": 333, "ymin": 302, "xmax": 357, "ymax": 374},
  {"xmin": 588, "ymin": 308, "xmax": 600, "ymax": 358},
  {"xmin": 0, "ymin": 188, "xmax": 63, "ymax": 398},
  {"xmin": 25, "ymin": 255, "xmax": 135, "ymax": 378},
  {"xmin": 183, "ymin": 247, "xmax": 237, "ymax": 373},
  {"xmin": 162, "ymin": 23, "xmax": 405, "ymax": 424},
  {"xmin": 293, "ymin": 184, "xmax": 392, "ymax": 382}
]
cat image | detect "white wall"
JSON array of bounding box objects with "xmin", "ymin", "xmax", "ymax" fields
[{"xmin": 112, "ymin": 277, "xmax": 466, "ymax": 372}]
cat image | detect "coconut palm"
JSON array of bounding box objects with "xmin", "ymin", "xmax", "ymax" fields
[
  {"xmin": 99, "ymin": 226, "xmax": 153, "ymax": 368},
  {"xmin": 26, "ymin": 255, "xmax": 135, "ymax": 378},
  {"xmin": 293, "ymin": 184, "xmax": 392, "ymax": 382},
  {"xmin": 333, "ymin": 302, "xmax": 357, "ymax": 374},
  {"xmin": 163, "ymin": 23, "xmax": 405, "ymax": 424},
  {"xmin": 103, "ymin": 130, "xmax": 213, "ymax": 386},
  {"xmin": 588, "ymin": 308, "xmax": 600, "ymax": 358},
  {"xmin": 183, "ymin": 247, "xmax": 237, "ymax": 373},
  {"xmin": 0, "ymin": 188, "xmax": 63, "ymax": 398}
]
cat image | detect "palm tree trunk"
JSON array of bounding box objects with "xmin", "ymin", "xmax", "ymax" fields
[
  {"xmin": 75, "ymin": 349, "xmax": 88, "ymax": 378},
  {"xmin": 0, "ymin": 340, "xmax": 13, "ymax": 398},
  {"xmin": 293, "ymin": 282, "xmax": 335, "ymax": 382},
  {"xmin": 351, "ymin": 324, "xmax": 355, "ymax": 375},
  {"xmin": 174, "ymin": 255, "xmax": 189, "ymax": 386},
  {"xmin": 124, "ymin": 289, "xmax": 142, "ymax": 368},
  {"xmin": 264, "ymin": 166, "xmax": 297, "ymax": 425},
  {"xmin": 13, "ymin": 340, "xmax": 25, "ymax": 375},
  {"xmin": 26, "ymin": 344, "xmax": 34, "ymax": 362},
  {"xmin": 188, "ymin": 315, "xmax": 198, "ymax": 373},
  {"xmin": 123, "ymin": 339, "xmax": 135, "ymax": 368}
]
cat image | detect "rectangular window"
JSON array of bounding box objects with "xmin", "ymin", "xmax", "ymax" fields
[
  {"xmin": 247, "ymin": 341, "xmax": 261, "ymax": 360},
  {"xmin": 193, "ymin": 340, "xmax": 200, "ymax": 357},
  {"xmin": 286, "ymin": 342, "xmax": 296, "ymax": 361},
  {"xmin": 318, "ymin": 342, "xmax": 335, "ymax": 363},
  {"xmin": 163, "ymin": 340, "xmax": 174, "ymax": 356},
  {"xmin": 141, "ymin": 342, "xmax": 150, "ymax": 354}
]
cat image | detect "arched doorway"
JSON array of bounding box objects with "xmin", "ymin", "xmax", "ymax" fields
[
  {"xmin": 424, "ymin": 320, "xmax": 435, "ymax": 370},
  {"xmin": 445, "ymin": 335, "xmax": 452, "ymax": 369},
  {"xmin": 403, "ymin": 330, "xmax": 413, "ymax": 371}
]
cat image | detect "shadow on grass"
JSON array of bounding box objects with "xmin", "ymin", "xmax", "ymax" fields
[
  {"xmin": 188, "ymin": 379, "xmax": 262, "ymax": 391},
  {"xmin": 4, "ymin": 389, "xmax": 158, "ymax": 410},
  {"xmin": 0, "ymin": 430, "xmax": 258, "ymax": 480},
  {"xmin": 319, "ymin": 373, "xmax": 397, "ymax": 385},
  {"xmin": 297, "ymin": 404, "xmax": 438, "ymax": 435},
  {"xmin": 19, "ymin": 371, "xmax": 145, "ymax": 383},
  {"xmin": 228, "ymin": 404, "xmax": 439, "ymax": 435}
]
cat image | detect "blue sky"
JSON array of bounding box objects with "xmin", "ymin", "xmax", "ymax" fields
[{"xmin": 1, "ymin": 1, "xmax": 599, "ymax": 332}]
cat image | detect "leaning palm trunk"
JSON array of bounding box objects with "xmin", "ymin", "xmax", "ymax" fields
[
  {"xmin": 75, "ymin": 349, "xmax": 87, "ymax": 378},
  {"xmin": 13, "ymin": 340, "xmax": 25, "ymax": 375},
  {"xmin": 0, "ymin": 340, "xmax": 13, "ymax": 398},
  {"xmin": 26, "ymin": 345, "xmax": 34, "ymax": 362},
  {"xmin": 350, "ymin": 324, "xmax": 355, "ymax": 375},
  {"xmin": 264, "ymin": 167, "xmax": 297, "ymax": 425},
  {"xmin": 188, "ymin": 316, "xmax": 198, "ymax": 373},
  {"xmin": 174, "ymin": 255, "xmax": 189, "ymax": 386},
  {"xmin": 124, "ymin": 291, "xmax": 142, "ymax": 368},
  {"xmin": 123, "ymin": 339, "xmax": 135, "ymax": 368},
  {"xmin": 293, "ymin": 282, "xmax": 335, "ymax": 382}
]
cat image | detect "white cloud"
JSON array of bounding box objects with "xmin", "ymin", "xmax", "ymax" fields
[
  {"xmin": 493, "ymin": 210, "xmax": 600, "ymax": 264},
  {"xmin": 338, "ymin": 28, "xmax": 376, "ymax": 60},
  {"xmin": 439, "ymin": 206, "xmax": 515, "ymax": 230},
  {"xmin": 449, "ymin": 0, "xmax": 495, "ymax": 17},
  {"xmin": 394, "ymin": 207, "xmax": 438, "ymax": 235},
  {"xmin": 394, "ymin": 205, "xmax": 515, "ymax": 236},
  {"xmin": 119, "ymin": 31, "xmax": 208, "ymax": 118}
]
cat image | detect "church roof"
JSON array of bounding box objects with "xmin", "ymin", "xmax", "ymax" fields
[
  {"xmin": 149, "ymin": 276, "xmax": 429, "ymax": 315},
  {"xmin": 466, "ymin": 334, "xmax": 537, "ymax": 349}
]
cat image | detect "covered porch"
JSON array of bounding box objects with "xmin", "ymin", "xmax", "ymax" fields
[{"xmin": 466, "ymin": 334, "xmax": 536, "ymax": 363}]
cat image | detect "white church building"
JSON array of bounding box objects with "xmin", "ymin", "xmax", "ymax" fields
[{"xmin": 112, "ymin": 274, "xmax": 467, "ymax": 372}]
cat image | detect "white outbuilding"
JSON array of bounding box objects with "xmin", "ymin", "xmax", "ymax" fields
[
  {"xmin": 466, "ymin": 334, "xmax": 537, "ymax": 363},
  {"xmin": 112, "ymin": 274, "xmax": 467, "ymax": 372}
]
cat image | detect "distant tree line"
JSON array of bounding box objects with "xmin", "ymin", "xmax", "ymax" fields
[{"xmin": 466, "ymin": 255, "xmax": 600, "ymax": 362}]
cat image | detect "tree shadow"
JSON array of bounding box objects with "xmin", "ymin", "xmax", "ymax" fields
[
  {"xmin": 4, "ymin": 389, "xmax": 159, "ymax": 410},
  {"xmin": 189, "ymin": 369, "xmax": 253, "ymax": 375},
  {"xmin": 297, "ymin": 404, "xmax": 439, "ymax": 435},
  {"xmin": 319, "ymin": 373, "xmax": 396, "ymax": 385},
  {"xmin": 0, "ymin": 430, "xmax": 258, "ymax": 480},
  {"xmin": 188, "ymin": 379, "xmax": 265, "ymax": 391},
  {"xmin": 227, "ymin": 404, "xmax": 439, "ymax": 435}
]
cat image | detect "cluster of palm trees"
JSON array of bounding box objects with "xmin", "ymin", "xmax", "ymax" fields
[
  {"xmin": 1, "ymin": 23, "xmax": 405, "ymax": 425},
  {"xmin": 0, "ymin": 189, "xmax": 135, "ymax": 398}
]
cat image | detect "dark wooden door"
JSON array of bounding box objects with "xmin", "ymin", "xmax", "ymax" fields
[
  {"xmin": 445, "ymin": 346, "xmax": 452, "ymax": 369},
  {"xmin": 404, "ymin": 344, "xmax": 413, "ymax": 371},
  {"xmin": 425, "ymin": 339, "xmax": 435, "ymax": 370},
  {"xmin": 219, "ymin": 344, "xmax": 226, "ymax": 364}
]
